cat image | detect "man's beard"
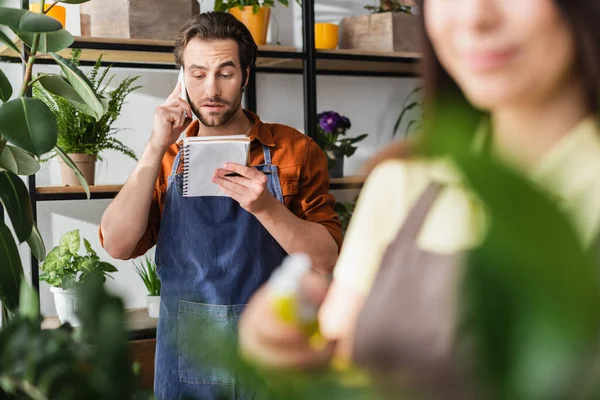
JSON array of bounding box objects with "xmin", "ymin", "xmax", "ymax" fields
[{"xmin": 193, "ymin": 92, "xmax": 242, "ymax": 128}]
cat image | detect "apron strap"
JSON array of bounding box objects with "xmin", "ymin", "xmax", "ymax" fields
[
  {"xmin": 395, "ymin": 182, "xmax": 443, "ymax": 244},
  {"xmin": 262, "ymin": 143, "xmax": 273, "ymax": 165},
  {"xmin": 171, "ymin": 149, "xmax": 182, "ymax": 176}
]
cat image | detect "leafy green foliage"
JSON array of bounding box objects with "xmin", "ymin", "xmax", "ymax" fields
[
  {"xmin": 315, "ymin": 111, "xmax": 368, "ymax": 169},
  {"xmin": 0, "ymin": 276, "xmax": 139, "ymax": 400},
  {"xmin": 0, "ymin": 170, "xmax": 33, "ymax": 242},
  {"xmin": 35, "ymin": 50, "xmax": 140, "ymax": 160},
  {"xmin": 214, "ymin": 0, "xmax": 301, "ymax": 13},
  {"xmin": 393, "ymin": 85, "xmax": 422, "ymax": 138},
  {"xmin": 334, "ymin": 198, "xmax": 357, "ymax": 236},
  {"xmin": 39, "ymin": 229, "xmax": 117, "ymax": 290},
  {"xmin": 133, "ymin": 256, "xmax": 160, "ymax": 296},
  {"xmin": 19, "ymin": 29, "xmax": 74, "ymax": 54}
]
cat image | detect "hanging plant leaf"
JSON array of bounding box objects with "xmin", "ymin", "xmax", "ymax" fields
[
  {"xmin": 0, "ymin": 222, "xmax": 23, "ymax": 312},
  {"xmin": 54, "ymin": 146, "xmax": 90, "ymax": 199},
  {"xmin": 19, "ymin": 29, "xmax": 74, "ymax": 54},
  {"xmin": 0, "ymin": 29, "xmax": 19, "ymax": 54},
  {"xmin": 18, "ymin": 280, "xmax": 40, "ymax": 321},
  {"xmin": 0, "ymin": 67, "xmax": 13, "ymax": 103},
  {"xmin": 26, "ymin": 222, "xmax": 46, "ymax": 261},
  {"xmin": 49, "ymin": 53, "xmax": 105, "ymax": 120},
  {"xmin": 7, "ymin": 145, "xmax": 40, "ymax": 176},
  {"xmin": 38, "ymin": 74, "xmax": 102, "ymax": 120},
  {"xmin": 0, "ymin": 8, "xmax": 27, "ymax": 32},
  {"xmin": 0, "ymin": 170, "xmax": 34, "ymax": 242},
  {"xmin": 18, "ymin": 10, "xmax": 62, "ymax": 33},
  {"xmin": 0, "ymin": 97, "xmax": 58, "ymax": 156}
]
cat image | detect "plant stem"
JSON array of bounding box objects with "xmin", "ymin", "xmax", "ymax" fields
[
  {"xmin": 43, "ymin": 2, "xmax": 57, "ymax": 14},
  {"xmin": 26, "ymin": 75, "xmax": 44, "ymax": 91},
  {"xmin": 19, "ymin": 0, "xmax": 45, "ymax": 98}
]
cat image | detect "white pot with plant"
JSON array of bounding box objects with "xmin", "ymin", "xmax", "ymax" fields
[
  {"xmin": 34, "ymin": 50, "xmax": 141, "ymax": 186},
  {"xmin": 40, "ymin": 229, "xmax": 118, "ymax": 326},
  {"xmin": 133, "ymin": 256, "xmax": 161, "ymax": 318}
]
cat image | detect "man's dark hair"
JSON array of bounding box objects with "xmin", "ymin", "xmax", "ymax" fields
[{"xmin": 174, "ymin": 12, "xmax": 258, "ymax": 86}]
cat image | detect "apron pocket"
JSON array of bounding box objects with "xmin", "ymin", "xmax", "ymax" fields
[{"xmin": 177, "ymin": 301, "xmax": 243, "ymax": 387}]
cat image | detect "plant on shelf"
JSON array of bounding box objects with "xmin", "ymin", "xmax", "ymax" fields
[
  {"xmin": 0, "ymin": 0, "xmax": 109, "ymax": 322},
  {"xmin": 34, "ymin": 49, "xmax": 141, "ymax": 186},
  {"xmin": 133, "ymin": 256, "xmax": 161, "ymax": 318},
  {"xmin": 215, "ymin": 0, "xmax": 301, "ymax": 13},
  {"xmin": 364, "ymin": 0, "xmax": 414, "ymax": 14},
  {"xmin": 315, "ymin": 111, "xmax": 368, "ymax": 178},
  {"xmin": 393, "ymin": 85, "xmax": 423, "ymax": 138},
  {"xmin": 334, "ymin": 197, "xmax": 357, "ymax": 236},
  {"xmin": 40, "ymin": 229, "xmax": 118, "ymax": 326}
]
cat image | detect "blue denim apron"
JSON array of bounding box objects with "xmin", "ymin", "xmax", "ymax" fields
[{"xmin": 154, "ymin": 144, "xmax": 288, "ymax": 399}]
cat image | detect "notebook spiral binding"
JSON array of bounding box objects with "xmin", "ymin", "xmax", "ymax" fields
[{"xmin": 182, "ymin": 142, "xmax": 191, "ymax": 196}]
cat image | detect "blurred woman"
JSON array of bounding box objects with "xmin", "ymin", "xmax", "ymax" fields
[{"xmin": 239, "ymin": 0, "xmax": 600, "ymax": 396}]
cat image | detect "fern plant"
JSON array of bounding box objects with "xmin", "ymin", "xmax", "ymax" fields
[{"xmin": 34, "ymin": 49, "xmax": 141, "ymax": 160}]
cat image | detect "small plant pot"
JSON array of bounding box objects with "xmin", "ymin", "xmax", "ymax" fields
[
  {"xmin": 229, "ymin": 6, "xmax": 271, "ymax": 46},
  {"xmin": 147, "ymin": 295, "xmax": 160, "ymax": 319},
  {"xmin": 315, "ymin": 23, "xmax": 339, "ymax": 49},
  {"xmin": 51, "ymin": 286, "xmax": 80, "ymax": 327},
  {"xmin": 329, "ymin": 149, "xmax": 344, "ymax": 179},
  {"xmin": 58, "ymin": 154, "xmax": 96, "ymax": 186}
]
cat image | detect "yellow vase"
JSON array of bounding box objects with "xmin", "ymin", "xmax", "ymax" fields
[
  {"xmin": 315, "ymin": 23, "xmax": 339, "ymax": 50},
  {"xmin": 29, "ymin": 3, "xmax": 66, "ymax": 28},
  {"xmin": 229, "ymin": 6, "xmax": 271, "ymax": 46}
]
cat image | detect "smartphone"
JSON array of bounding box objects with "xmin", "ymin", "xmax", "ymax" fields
[{"xmin": 178, "ymin": 67, "xmax": 198, "ymax": 120}]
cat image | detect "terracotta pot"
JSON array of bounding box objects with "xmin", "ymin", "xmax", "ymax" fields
[
  {"xmin": 229, "ymin": 6, "xmax": 271, "ymax": 46},
  {"xmin": 315, "ymin": 23, "xmax": 339, "ymax": 49},
  {"xmin": 59, "ymin": 154, "xmax": 97, "ymax": 186}
]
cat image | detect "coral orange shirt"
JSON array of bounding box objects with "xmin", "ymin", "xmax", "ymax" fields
[{"xmin": 101, "ymin": 110, "xmax": 342, "ymax": 259}]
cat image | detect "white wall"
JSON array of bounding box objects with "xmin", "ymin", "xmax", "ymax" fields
[{"xmin": 1, "ymin": 0, "xmax": 420, "ymax": 316}]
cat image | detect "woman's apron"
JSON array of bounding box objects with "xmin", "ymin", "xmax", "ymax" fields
[
  {"xmin": 154, "ymin": 144, "xmax": 288, "ymax": 400},
  {"xmin": 352, "ymin": 183, "xmax": 470, "ymax": 398}
]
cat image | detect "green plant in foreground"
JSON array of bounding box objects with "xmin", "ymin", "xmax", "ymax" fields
[
  {"xmin": 40, "ymin": 229, "xmax": 117, "ymax": 290},
  {"xmin": 133, "ymin": 256, "xmax": 161, "ymax": 296},
  {"xmin": 34, "ymin": 49, "xmax": 141, "ymax": 161}
]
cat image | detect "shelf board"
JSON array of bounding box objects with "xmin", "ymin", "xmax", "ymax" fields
[
  {"xmin": 42, "ymin": 307, "xmax": 157, "ymax": 340},
  {"xmin": 0, "ymin": 36, "xmax": 420, "ymax": 75},
  {"xmin": 35, "ymin": 177, "xmax": 365, "ymax": 201}
]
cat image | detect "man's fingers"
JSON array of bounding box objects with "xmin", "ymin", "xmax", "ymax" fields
[
  {"xmin": 167, "ymin": 81, "xmax": 182, "ymax": 101},
  {"xmin": 212, "ymin": 175, "xmax": 250, "ymax": 197},
  {"xmin": 223, "ymin": 163, "xmax": 264, "ymax": 180}
]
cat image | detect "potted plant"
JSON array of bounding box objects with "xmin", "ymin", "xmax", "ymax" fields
[
  {"xmin": 315, "ymin": 111, "xmax": 368, "ymax": 178},
  {"xmin": 340, "ymin": 0, "xmax": 420, "ymax": 53},
  {"xmin": 34, "ymin": 49, "xmax": 141, "ymax": 186},
  {"xmin": 40, "ymin": 229, "xmax": 118, "ymax": 326},
  {"xmin": 133, "ymin": 256, "xmax": 161, "ymax": 318},
  {"xmin": 215, "ymin": 0, "xmax": 300, "ymax": 46}
]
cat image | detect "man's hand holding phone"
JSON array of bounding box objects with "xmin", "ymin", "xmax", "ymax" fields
[{"xmin": 149, "ymin": 82, "xmax": 193, "ymax": 154}]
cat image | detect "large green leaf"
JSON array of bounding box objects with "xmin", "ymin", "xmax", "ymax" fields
[
  {"xmin": 26, "ymin": 223, "xmax": 45, "ymax": 261},
  {"xmin": 0, "ymin": 29, "xmax": 19, "ymax": 54},
  {"xmin": 49, "ymin": 53, "xmax": 105, "ymax": 119},
  {"xmin": 42, "ymin": 247, "xmax": 60, "ymax": 271},
  {"xmin": 0, "ymin": 8, "xmax": 62, "ymax": 34},
  {"xmin": 0, "ymin": 67, "xmax": 12, "ymax": 103},
  {"xmin": 0, "ymin": 144, "xmax": 18, "ymax": 173},
  {"xmin": 0, "ymin": 8, "xmax": 26, "ymax": 32},
  {"xmin": 38, "ymin": 74, "xmax": 102, "ymax": 120},
  {"xmin": 0, "ymin": 222, "xmax": 23, "ymax": 312},
  {"xmin": 54, "ymin": 146, "xmax": 90, "ymax": 199},
  {"xmin": 0, "ymin": 97, "xmax": 58, "ymax": 156},
  {"xmin": 0, "ymin": 170, "xmax": 33, "ymax": 242},
  {"xmin": 18, "ymin": 280, "xmax": 39, "ymax": 321},
  {"xmin": 99, "ymin": 262, "xmax": 118, "ymax": 273},
  {"xmin": 7, "ymin": 145, "xmax": 40, "ymax": 175},
  {"xmin": 60, "ymin": 229, "xmax": 80, "ymax": 255},
  {"xmin": 19, "ymin": 29, "xmax": 74, "ymax": 54}
]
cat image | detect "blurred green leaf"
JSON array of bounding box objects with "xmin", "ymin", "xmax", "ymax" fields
[
  {"xmin": 60, "ymin": 229, "xmax": 80, "ymax": 254},
  {"xmin": 0, "ymin": 222, "xmax": 23, "ymax": 312},
  {"xmin": 54, "ymin": 146, "xmax": 90, "ymax": 199},
  {"xmin": 27, "ymin": 223, "xmax": 46, "ymax": 261},
  {"xmin": 18, "ymin": 281, "xmax": 39, "ymax": 321},
  {"xmin": 0, "ymin": 8, "xmax": 27, "ymax": 32},
  {"xmin": 83, "ymin": 238, "xmax": 95, "ymax": 256},
  {"xmin": 0, "ymin": 29, "xmax": 19, "ymax": 54},
  {"xmin": 0, "ymin": 145, "xmax": 18, "ymax": 173},
  {"xmin": 0, "ymin": 8, "xmax": 62, "ymax": 34},
  {"xmin": 0, "ymin": 170, "xmax": 33, "ymax": 242},
  {"xmin": 19, "ymin": 29, "xmax": 74, "ymax": 54},
  {"xmin": 0, "ymin": 67, "xmax": 12, "ymax": 103},
  {"xmin": 37, "ymin": 74, "xmax": 102, "ymax": 120},
  {"xmin": 0, "ymin": 97, "xmax": 58, "ymax": 156},
  {"xmin": 49, "ymin": 53, "xmax": 105, "ymax": 120},
  {"xmin": 98, "ymin": 262, "xmax": 118, "ymax": 273}
]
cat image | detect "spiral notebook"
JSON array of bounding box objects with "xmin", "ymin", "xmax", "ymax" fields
[{"xmin": 183, "ymin": 135, "xmax": 251, "ymax": 197}]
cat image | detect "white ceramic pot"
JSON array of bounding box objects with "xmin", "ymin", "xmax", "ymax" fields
[
  {"xmin": 147, "ymin": 295, "xmax": 160, "ymax": 318},
  {"xmin": 51, "ymin": 286, "xmax": 80, "ymax": 327}
]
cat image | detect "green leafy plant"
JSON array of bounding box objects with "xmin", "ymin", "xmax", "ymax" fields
[
  {"xmin": 34, "ymin": 49, "xmax": 140, "ymax": 161},
  {"xmin": 133, "ymin": 256, "xmax": 161, "ymax": 296},
  {"xmin": 315, "ymin": 111, "xmax": 368, "ymax": 169},
  {"xmin": 215, "ymin": 0, "xmax": 301, "ymax": 13},
  {"xmin": 334, "ymin": 198, "xmax": 357, "ymax": 236},
  {"xmin": 393, "ymin": 85, "xmax": 422, "ymax": 138},
  {"xmin": 0, "ymin": 0, "xmax": 109, "ymax": 318},
  {"xmin": 365, "ymin": 0, "xmax": 414, "ymax": 14},
  {"xmin": 40, "ymin": 229, "xmax": 117, "ymax": 290}
]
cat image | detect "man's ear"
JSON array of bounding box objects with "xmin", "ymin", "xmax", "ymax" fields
[{"xmin": 243, "ymin": 65, "xmax": 251, "ymax": 89}]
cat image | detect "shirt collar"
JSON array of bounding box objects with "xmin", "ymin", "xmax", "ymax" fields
[{"xmin": 184, "ymin": 109, "xmax": 275, "ymax": 147}]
